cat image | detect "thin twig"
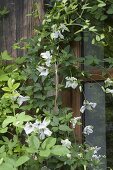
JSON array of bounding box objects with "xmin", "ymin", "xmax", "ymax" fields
[{"xmin": 54, "ymin": 62, "xmax": 59, "ymax": 113}]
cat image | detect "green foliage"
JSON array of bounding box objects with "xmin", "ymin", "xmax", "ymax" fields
[
  {"xmin": 0, "ymin": 7, "xmax": 9, "ymax": 18},
  {"xmin": 1, "ymin": 0, "xmax": 113, "ymax": 169}
]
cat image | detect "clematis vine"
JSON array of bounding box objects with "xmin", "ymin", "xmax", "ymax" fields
[
  {"xmin": 59, "ymin": 23, "xmax": 69, "ymax": 32},
  {"xmin": 67, "ymin": 153, "xmax": 71, "ymax": 158},
  {"xmin": 105, "ymin": 88, "xmax": 113, "ymax": 95},
  {"xmin": 51, "ymin": 24, "xmax": 64, "ymax": 40},
  {"xmin": 41, "ymin": 166, "xmax": 51, "ymax": 170},
  {"xmin": 24, "ymin": 122, "xmax": 35, "ymax": 135},
  {"xmin": 61, "ymin": 139, "xmax": 71, "ymax": 148},
  {"xmin": 24, "ymin": 118, "xmax": 52, "ymax": 140},
  {"xmin": 105, "ymin": 78, "xmax": 113, "ymax": 87},
  {"xmin": 51, "ymin": 31, "xmax": 64, "ymax": 40},
  {"xmin": 17, "ymin": 95, "xmax": 30, "ymax": 106},
  {"xmin": 93, "ymin": 146, "xmax": 101, "ymax": 155},
  {"xmin": 92, "ymin": 154, "xmax": 101, "ymax": 160},
  {"xmin": 40, "ymin": 51, "xmax": 52, "ymax": 67},
  {"xmin": 83, "ymin": 125, "xmax": 93, "ymax": 135},
  {"xmin": 65, "ymin": 77, "xmax": 78, "ymax": 89},
  {"xmin": 37, "ymin": 66, "xmax": 49, "ymax": 77},
  {"xmin": 92, "ymin": 146, "xmax": 102, "ymax": 160},
  {"xmin": 80, "ymin": 100, "xmax": 97, "ymax": 113},
  {"xmin": 37, "ymin": 118, "xmax": 52, "ymax": 140},
  {"xmin": 70, "ymin": 116, "xmax": 81, "ymax": 128}
]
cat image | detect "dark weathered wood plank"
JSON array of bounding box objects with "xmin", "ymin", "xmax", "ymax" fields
[{"xmin": 0, "ymin": 0, "xmax": 44, "ymax": 57}]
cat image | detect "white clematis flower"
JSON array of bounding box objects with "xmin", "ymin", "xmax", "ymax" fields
[
  {"xmin": 41, "ymin": 166, "xmax": 51, "ymax": 170},
  {"xmin": 105, "ymin": 78, "xmax": 113, "ymax": 87},
  {"xmin": 80, "ymin": 100, "xmax": 97, "ymax": 113},
  {"xmin": 51, "ymin": 31, "xmax": 64, "ymax": 40},
  {"xmin": 17, "ymin": 95, "xmax": 30, "ymax": 106},
  {"xmin": 57, "ymin": 31, "xmax": 64, "ymax": 39},
  {"xmin": 65, "ymin": 77, "xmax": 78, "ymax": 89},
  {"xmin": 45, "ymin": 59, "xmax": 51, "ymax": 67},
  {"xmin": 38, "ymin": 118, "xmax": 50, "ymax": 129},
  {"xmin": 67, "ymin": 153, "xmax": 71, "ymax": 158},
  {"xmin": 37, "ymin": 66, "xmax": 49, "ymax": 76},
  {"xmin": 106, "ymin": 88, "xmax": 113, "ymax": 95},
  {"xmin": 24, "ymin": 122, "xmax": 35, "ymax": 135},
  {"xmin": 51, "ymin": 24, "xmax": 64, "ymax": 40},
  {"xmin": 38, "ymin": 118, "xmax": 52, "ymax": 140},
  {"xmin": 63, "ymin": 0, "xmax": 68, "ymax": 3},
  {"xmin": 39, "ymin": 128, "xmax": 52, "ymax": 140},
  {"xmin": 24, "ymin": 118, "xmax": 52, "ymax": 139},
  {"xmin": 61, "ymin": 139, "xmax": 71, "ymax": 148},
  {"xmin": 40, "ymin": 51, "xmax": 52, "ymax": 67},
  {"xmin": 92, "ymin": 154, "xmax": 101, "ymax": 160},
  {"xmin": 59, "ymin": 23, "xmax": 69, "ymax": 32},
  {"xmin": 70, "ymin": 116, "xmax": 81, "ymax": 128},
  {"xmin": 51, "ymin": 31, "xmax": 59, "ymax": 39},
  {"xmin": 93, "ymin": 146, "xmax": 101, "ymax": 154},
  {"xmin": 83, "ymin": 125, "xmax": 93, "ymax": 135},
  {"xmin": 41, "ymin": 51, "xmax": 51, "ymax": 60}
]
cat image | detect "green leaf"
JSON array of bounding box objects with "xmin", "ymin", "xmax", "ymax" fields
[
  {"xmin": 0, "ymin": 145, "xmax": 5, "ymax": 153},
  {"xmin": 0, "ymin": 75, "xmax": 9, "ymax": 81},
  {"xmin": 0, "ymin": 158, "xmax": 16, "ymax": 170},
  {"xmin": 107, "ymin": 5, "xmax": 113, "ymax": 14},
  {"xmin": 12, "ymin": 83, "xmax": 20, "ymax": 90},
  {"xmin": 52, "ymin": 127, "xmax": 58, "ymax": 132},
  {"xmin": 0, "ymin": 163, "xmax": 16, "ymax": 170},
  {"xmin": 0, "ymin": 7, "xmax": 9, "ymax": 17},
  {"xmin": 16, "ymin": 112, "xmax": 33, "ymax": 122},
  {"xmin": 15, "ymin": 156, "xmax": 29, "ymax": 167},
  {"xmin": 92, "ymin": 38, "xmax": 95, "ymax": 44},
  {"xmin": 1, "ymin": 51, "xmax": 13, "ymax": 61},
  {"xmin": 74, "ymin": 36, "xmax": 82, "ymax": 41},
  {"xmin": 28, "ymin": 135, "xmax": 40, "ymax": 151},
  {"xmin": 36, "ymin": 108, "xmax": 39, "ymax": 113},
  {"xmin": 51, "ymin": 145, "xmax": 70, "ymax": 156},
  {"xmin": 84, "ymin": 55, "xmax": 100, "ymax": 66},
  {"xmin": 8, "ymin": 78, "xmax": 14, "ymax": 89},
  {"xmin": 15, "ymin": 57, "xmax": 26, "ymax": 64},
  {"xmin": 2, "ymin": 116, "xmax": 16, "ymax": 128},
  {"xmin": 41, "ymin": 137, "xmax": 56, "ymax": 149},
  {"xmin": 59, "ymin": 124, "xmax": 72, "ymax": 132},
  {"xmin": 96, "ymin": 35, "xmax": 100, "ymax": 41},
  {"xmin": 97, "ymin": 0, "xmax": 106, "ymax": 7},
  {"xmin": 39, "ymin": 149, "xmax": 51, "ymax": 157},
  {"xmin": 0, "ymin": 127, "xmax": 8, "ymax": 133},
  {"xmin": 14, "ymin": 112, "xmax": 33, "ymax": 126},
  {"xmin": 82, "ymin": 3, "xmax": 92, "ymax": 10},
  {"xmin": 100, "ymin": 15, "xmax": 107, "ymax": 21},
  {"xmin": 2, "ymin": 87, "xmax": 10, "ymax": 92},
  {"xmin": 89, "ymin": 26, "xmax": 97, "ymax": 32},
  {"xmin": 0, "ymin": 158, "xmax": 3, "ymax": 165},
  {"xmin": 100, "ymin": 34, "xmax": 105, "ymax": 39}
]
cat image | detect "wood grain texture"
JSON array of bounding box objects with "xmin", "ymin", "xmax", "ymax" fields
[
  {"xmin": 62, "ymin": 42, "xmax": 82, "ymax": 143},
  {"xmin": 71, "ymin": 42, "xmax": 82, "ymax": 143},
  {"xmin": 0, "ymin": 0, "xmax": 44, "ymax": 57}
]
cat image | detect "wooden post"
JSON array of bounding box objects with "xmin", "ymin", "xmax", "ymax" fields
[{"xmin": 71, "ymin": 41, "xmax": 82, "ymax": 143}]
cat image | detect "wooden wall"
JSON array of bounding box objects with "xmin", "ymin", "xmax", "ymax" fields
[
  {"xmin": 0, "ymin": 0, "xmax": 82, "ymax": 142},
  {"xmin": 0, "ymin": 0, "xmax": 44, "ymax": 57}
]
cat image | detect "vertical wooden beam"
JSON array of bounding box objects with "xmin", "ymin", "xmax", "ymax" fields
[
  {"xmin": 62, "ymin": 89, "xmax": 72, "ymax": 108},
  {"xmin": 71, "ymin": 41, "xmax": 82, "ymax": 143}
]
